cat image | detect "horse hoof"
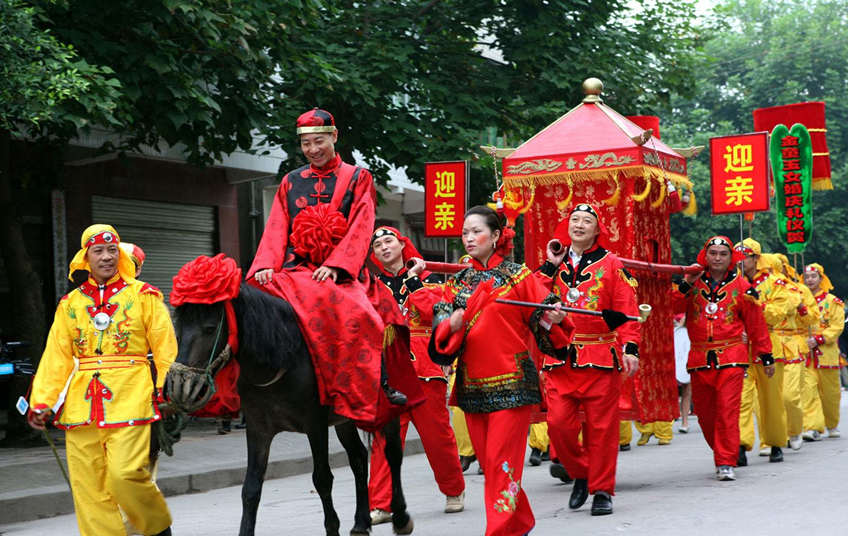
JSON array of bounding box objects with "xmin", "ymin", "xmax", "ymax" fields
[{"xmin": 393, "ymin": 517, "xmax": 413, "ymax": 535}]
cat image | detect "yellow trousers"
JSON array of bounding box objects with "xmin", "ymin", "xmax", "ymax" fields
[
  {"xmin": 802, "ymin": 365, "xmax": 841, "ymax": 432},
  {"xmin": 528, "ymin": 422, "xmax": 550, "ymax": 451},
  {"xmin": 635, "ymin": 421, "xmax": 673, "ymax": 442},
  {"xmin": 782, "ymin": 362, "xmax": 805, "ymax": 437},
  {"xmin": 620, "ymin": 420, "xmax": 672, "ymax": 445},
  {"xmin": 447, "ymin": 373, "xmax": 474, "ymax": 456},
  {"xmin": 66, "ymin": 423, "xmax": 171, "ymax": 536},
  {"xmin": 451, "ymin": 405, "xmax": 475, "ymax": 456},
  {"xmin": 739, "ymin": 363, "xmax": 786, "ymax": 450},
  {"xmin": 619, "ymin": 420, "xmax": 632, "ymax": 445}
]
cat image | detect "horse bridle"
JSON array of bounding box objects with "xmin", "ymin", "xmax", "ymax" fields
[{"xmin": 167, "ymin": 310, "xmax": 231, "ymax": 413}]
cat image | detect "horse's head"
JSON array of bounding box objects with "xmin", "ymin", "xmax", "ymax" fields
[{"xmin": 165, "ymin": 301, "xmax": 232, "ymax": 414}]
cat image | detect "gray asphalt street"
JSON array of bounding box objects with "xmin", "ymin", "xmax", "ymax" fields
[{"xmin": 2, "ymin": 394, "xmax": 847, "ymax": 535}]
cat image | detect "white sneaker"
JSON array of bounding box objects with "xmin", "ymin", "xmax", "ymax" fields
[
  {"xmin": 370, "ymin": 509, "xmax": 392, "ymax": 525},
  {"xmin": 802, "ymin": 429, "xmax": 823, "ymax": 441},
  {"xmin": 789, "ymin": 435, "xmax": 803, "ymax": 450},
  {"xmin": 827, "ymin": 427, "xmax": 840, "ymax": 438},
  {"xmin": 445, "ymin": 491, "xmax": 465, "ymax": 513},
  {"xmin": 716, "ymin": 465, "xmax": 736, "ymax": 481},
  {"xmin": 758, "ymin": 446, "xmax": 770, "ymax": 456}
]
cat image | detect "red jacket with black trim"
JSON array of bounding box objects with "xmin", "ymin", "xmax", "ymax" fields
[
  {"xmin": 671, "ymin": 271, "xmax": 771, "ymax": 370},
  {"xmin": 376, "ymin": 267, "xmax": 445, "ymax": 380},
  {"xmin": 535, "ymin": 244, "xmax": 640, "ymax": 370}
]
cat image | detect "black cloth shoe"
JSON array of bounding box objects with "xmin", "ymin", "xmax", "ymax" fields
[
  {"xmin": 619, "ymin": 444, "xmax": 631, "ymax": 452},
  {"xmin": 541, "ymin": 449, "xmax": 550, "ymax": 462},
  {"xmin": 769, "ymin": 446, "xmax": 784, "ymax": 463},
  {"xmin": 152, "ymin": 527, "xmax": 172, "ymax": 536},
  {"xmin": 529, "ymin": 448, "xmax": 542, "ymax": 466},
  {"xmin": 382, "ymin": 382, "xmax": 407, "ymax": 405},
  {"xmin": 737, "ymin": 445, "xmax": 747, "ymax": 467},
  {"xmin": 591, "ymin": 492, "xmax": 613, "ymax": 516},
  {"xmin": 569, "ymin": 478, "xmax": 589, "ymax": 509},
  {"xmin": 459, "ymin": 455, "xmax": 476, "ymax": 472},
  {"xmin": 550, "ymin": 462, "xmax": 573, "ymax": 483}
]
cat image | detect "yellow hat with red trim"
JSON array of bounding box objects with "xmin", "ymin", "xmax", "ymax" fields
[
  {"xmin": 68, "ymin": 224, "xmax": 137, "ymax": 283},
  {"xmin": 804, "ymin": 263, "xmax": 833, "ymax": 293}
]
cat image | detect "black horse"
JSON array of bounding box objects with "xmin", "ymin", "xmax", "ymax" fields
[{"xmin": 165, "ymin": 283, "xmax": 413, "ymax": 536}]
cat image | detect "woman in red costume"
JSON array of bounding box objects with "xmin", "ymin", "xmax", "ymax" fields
[{"xmin": 429, "ymin": 206, "xmax": 574, "ymax": 536}]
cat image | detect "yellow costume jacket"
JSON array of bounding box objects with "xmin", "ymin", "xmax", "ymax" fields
[
  {"xmin": 30, "ymin": 276, "xmax": 177, "ymax": 429},
  {"xmin": 776, "ymin": 282, "xmax": 820, "ymax": 363},
  {"xmin": 811, "ymin": 292, "xmax": 845, "ymax": 369},
  {"xmin": 749, "ymin": 270, "xmax": 799, "ymax": 362}
]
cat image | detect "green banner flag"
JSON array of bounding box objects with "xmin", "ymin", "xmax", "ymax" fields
[{"xmin": 770, "ymin": 123, "xmax": 813, "ymax": 253}]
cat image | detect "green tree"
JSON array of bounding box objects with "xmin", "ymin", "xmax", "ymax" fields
[
  {"xmin": 264, "ymin": 0, "xmax": 701, "ymax": 206},
  {"xmin": 1, "ymin": 0, "xmax": 121, "ymax": 355},
  {"xmin": 663, "ymin": 0, "xmax": 848, "ymax": 295}
]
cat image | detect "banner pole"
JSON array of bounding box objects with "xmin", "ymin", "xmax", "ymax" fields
[
  {"xmin": 444, "ymin": 238, "xmax": 448, "ymax": 264},
  {"xmin": 739, "ymin": 214, "xmax": 744, "ymax": 243}
]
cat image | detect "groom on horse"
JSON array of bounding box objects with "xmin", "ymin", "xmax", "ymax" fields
[{"xmin": 248, "ymin": 108, "xmax": 415, "ymax": 428}]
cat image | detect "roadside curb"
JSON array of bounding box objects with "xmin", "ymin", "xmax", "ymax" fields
[{"xmin": 0, "ymin": 438, "xmax": 424, "ymax": 525}]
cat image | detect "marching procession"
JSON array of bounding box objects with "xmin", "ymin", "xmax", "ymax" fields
[{"xmin": 13, "ymin": 96, "xmax": 845, "ymax": 536}]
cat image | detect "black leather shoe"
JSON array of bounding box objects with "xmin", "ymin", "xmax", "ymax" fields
[
  {"xmin": 152, "ymin": 527, "xmax": 172, "ymax": 536},
  {"xmin": 737, "ymin": 445, "xmax": 747, "ymax": 467},
  {"xmin": 569, "ymin": 478, "xmax": 589, "ymax": 509},
  {"xmin": 382, "ymin": 383, "xmax": 407, "ymax": 405},
  {"xmin": 591, "ymin": 491, "xmax": 613, "ymax": 516},
  {"xmin": 549, "ymin": 462, "xmax": 573, "ymax": 483},
  {"xmin": 459, "ymin": 455, "xmax": 476, "ymax": 472},
  {"xmin": 769, "ymin": 446, "xmax": 784, "ymax": 463},
  {"xmin": 619, "ymin": 443, "xmax": 631, "ymax": 452},
  {"xmin": 529, "ymin": 448, "xmax": 542, "ymax": 466}
]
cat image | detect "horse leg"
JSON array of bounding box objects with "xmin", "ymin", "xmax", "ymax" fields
[
  {"xmin": 334, "ymin": 422, "xmax": 370, "ymax": 535},
  {"xmin": 383, "ymin": 417, "xmax": 413, "ymax": 535},
  {"xmin": 307, "ymin": 413, "xmax": 341, "ymax": 536},
  {"xmin": 239, "ymin": 426, "xmax": 274, "ymax": 536}
]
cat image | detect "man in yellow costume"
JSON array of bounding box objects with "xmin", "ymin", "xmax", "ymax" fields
[
  {"xmin": 762, "ymin": 254, "xmax": 819, "ymax": 452},
  {"xmin": 28, "ymin": 224, "xmax": 176, "ymax": 536},
  {"xmin": 735, "ymin": 240, "xmax": 797, "ymax": 465},
  {"xmin": 802, "ymin": 263, "xmax": 845, "ymax": 440}
]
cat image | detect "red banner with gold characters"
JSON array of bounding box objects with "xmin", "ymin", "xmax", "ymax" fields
[
  {"xmin": 424, "ymin": 161, "xmax": 468, "ymax": 237},
  {"xmin": 709, "ymin": 132, "xmax": 770, "ymax": 215}
]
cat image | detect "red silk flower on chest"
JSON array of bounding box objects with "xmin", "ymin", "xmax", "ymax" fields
[{"xmin": 290, "ymin": 203, "xmax": 348, "ymax": 265}]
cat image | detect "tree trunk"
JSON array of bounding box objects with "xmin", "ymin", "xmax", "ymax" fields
[{"xmin": 0, "ymin": 129, "xmax": 47, "ymax": 364}]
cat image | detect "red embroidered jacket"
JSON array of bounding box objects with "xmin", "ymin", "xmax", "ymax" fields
[
  {"xmin": 671, "ymin": 271, "xmax": 772, "ymax": 370},
  {"xmin": 536, "ymin": 245, "xmax": 640, "ymax": 370},
  {"xmin": 376, "ymin": 268, "xmax": 445, "ymax": 381},
  {"xmin": 429, "ymin": 254, "xmax": 574, "ymax": 413}
]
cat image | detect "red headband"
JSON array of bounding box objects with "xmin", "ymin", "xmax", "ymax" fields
[
  {"xmin": 697, "ymin": 235, "xmax": 745, "ymax": 267},
  {"xmin": 87, "ymin": 230, "xmax": 119, "ymax": 247},
  {"xmin": 552, "ymin": 203, "xmax": 610, "ymax": 250},
  {"xmin": 370, "ymin": 226, "xmax": 429, "ymax": 278}
]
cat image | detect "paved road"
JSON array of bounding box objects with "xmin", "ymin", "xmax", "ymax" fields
[{"xmin": 3, "ymin": 395, "xmax": 848, "ymax": 535}]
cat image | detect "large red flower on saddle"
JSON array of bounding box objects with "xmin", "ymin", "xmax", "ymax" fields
[
  {"xmin": 171, "ymin": 254, "xmax": 242, "ymax": 306},
  {"xmin": 290, "ymin": 203, "xmax": 348, "ymax": 265}
]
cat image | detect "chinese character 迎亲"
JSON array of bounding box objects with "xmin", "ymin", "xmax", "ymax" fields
[
  {"xmin": 723, "ymin": 144, "xmax": 754, "ymax": 173},
  {"xmin": 434, "ymin": 171, "xmax": 456, "ymax": 198},
  {"xmin": 433, "ymin": 202, "xmax": 456, "ymax": 230},
  {"xmin": 724, "ymin": 176, "xmax": 754, "ymax": 206}
]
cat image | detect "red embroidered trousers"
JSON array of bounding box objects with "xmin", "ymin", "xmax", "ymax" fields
[
  {"xmin": 466, "ymin": 405, "xmax": 534, "ymax": 536},
  {"xmin": 369, "ymin": 379, "xmax": 465, "ymax": 510},
  {"xmin": 690, "ymin": 366, "xmax": 746, "ymax": 467},
  {"xmin": 545, "ymin": 366, "xmax": 620, "ymax": 495}
]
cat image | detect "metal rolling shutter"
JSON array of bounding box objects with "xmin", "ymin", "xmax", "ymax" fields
[{"xmin": 91, "ymin": 196, "xmax": 217, "ymax": 303}]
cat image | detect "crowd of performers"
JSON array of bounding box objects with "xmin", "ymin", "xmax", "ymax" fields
[{"xmin": 25, "ymin": 108, "xmax": 844, "ymax": 536}]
